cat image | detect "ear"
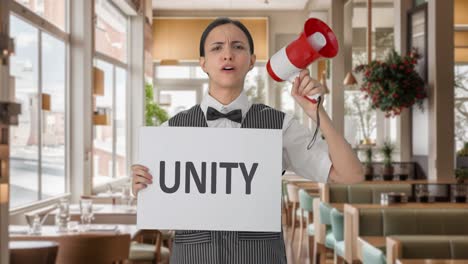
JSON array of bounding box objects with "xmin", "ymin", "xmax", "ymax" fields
[
  {"xmin": 199, "ymin": 57, "xmax": 207, "ymax": 73},
  {"xmin": 249, "ymin": 54, "xmax": 256, "ymax": 70}
]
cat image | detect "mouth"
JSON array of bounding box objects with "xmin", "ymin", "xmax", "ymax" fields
[{"xmin": 221, "ymin": 66, "xmax": 235, "ymax": 72}]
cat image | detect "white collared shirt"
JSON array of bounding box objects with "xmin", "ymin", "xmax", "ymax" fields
[{"xmin": 161, "ymin": 91, "xmax": 331, "ymax": 182}]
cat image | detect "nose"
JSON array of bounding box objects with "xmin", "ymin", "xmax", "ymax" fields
[{"xmin": 223, "ymin": 48, "xmax": 233, "ymax": 61}]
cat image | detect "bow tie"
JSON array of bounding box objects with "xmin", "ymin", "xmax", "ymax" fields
[{"xmin": 206, "ymin": 106, "xmax": 242, "ymax": 123}]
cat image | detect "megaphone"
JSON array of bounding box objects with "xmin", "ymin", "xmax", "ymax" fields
[{"xmin": 266, "ymin": 18, "xmax": 339, "ymax": 103}]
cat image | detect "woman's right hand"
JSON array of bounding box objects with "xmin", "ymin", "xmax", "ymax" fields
[{"xmin": 131, "ymin": 164, "xmax": 153, "ymax": 196}]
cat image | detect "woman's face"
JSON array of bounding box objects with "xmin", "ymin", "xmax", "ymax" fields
[{"xmin": 200, "ymin": 23, "xmax": 256, "ymax": 91}]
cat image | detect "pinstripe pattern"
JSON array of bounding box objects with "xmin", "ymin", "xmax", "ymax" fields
[{"xmin": 168, "ymin": 104, "xmax": 287, "ymax": 264}]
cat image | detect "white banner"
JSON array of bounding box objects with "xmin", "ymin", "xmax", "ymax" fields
[{"xmin": 136, "ymin": 127, "xmax": 282, "ymax": 232}]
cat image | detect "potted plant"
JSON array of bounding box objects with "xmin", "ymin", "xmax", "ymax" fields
[
  {"xmin": 381, "ymin": 141, "xmax": 395, "ymax": 181},
  {"xmin": 364, "ymin": 148, "xmax": 374, "ymax": 181},
  {"xmin": 455, "ymin": 168, "xmax": 468, "ymax": 184},
  {"xmin": 145, "ymin": 83, "xmax": 169, "ymax": 126},
  {"xmin": 456, "ymin": 142, "xmax": 468, "ymax": 168},
  {"xmin": 354, "ymin": 49, "xmax": 427, "ymax": 117}
]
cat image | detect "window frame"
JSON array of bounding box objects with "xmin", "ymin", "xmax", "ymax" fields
[
  {"xmin": 9, "ymin": 0, "xmax": 70, "ymax": 210},
  {"xmin": 92, "ymin": 1, "xmax": 130, "ymax": 190}
]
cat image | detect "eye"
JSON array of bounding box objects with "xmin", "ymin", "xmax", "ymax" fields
[
  {"xmin": 234, "ymin": 44, "xmax": 245, "ymax": 50},
  {"xmin": 211, "ymin": 46, "xmax": 222, "ymax": 51}
]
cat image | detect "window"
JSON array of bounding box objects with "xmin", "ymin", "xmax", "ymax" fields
[
  {"xmin": 15, "ymin": 0, "xmax": 66, "ymax": 30},
  {"xmin": 95, "ymin": 0, "xmax": 127, "ymax": 63},
  {"xmin": 345, "ymin": 3, "xmax": 396, "ymax": 150},
  {"xmin": 455, "ymin": 65, "xmax": 468, "ymax": 151},
  {"xmin": 93, "ymin": 0, "xmax": 129, "ymax": 188},
  {"xmin": 93, "ymin": 60, "xmax": 128, "ymax": 186},
  {"xmin": 154, "ymin": 63, "xmax": 268, "ymax": 119},
  {"xmin": 9, "ymin": 14, "xmax": 67, "ymax": 208}
]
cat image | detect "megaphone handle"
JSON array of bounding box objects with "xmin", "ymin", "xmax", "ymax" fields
[
  {"xmin": 305, "ymin": 94, "xmax": 321, "ymax": 104},
  {"xmin": 288, "ymin": 72, "xmax": 322, "ymax": 104}
]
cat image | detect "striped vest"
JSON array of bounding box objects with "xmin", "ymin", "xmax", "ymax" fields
[{"xmin": 168, "ymin": 104, "xmax": 287, "ymax": 264}]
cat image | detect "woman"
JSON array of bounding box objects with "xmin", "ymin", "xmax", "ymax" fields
[{"xmin": 132, "ymin": 17, "xmax": 363, "ymax": 264}]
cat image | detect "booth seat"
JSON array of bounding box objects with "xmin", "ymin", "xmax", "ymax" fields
[
  {"xmin": 385, "ymin": 235, "xmax": 468, "ymax": 264},
  {"xmin": 327, "ymin": 183, "xmax": 412, "ymax": 204},
  {"xmin": 357, "ymin": 209, "xmax": 468, "ymax": 264}
]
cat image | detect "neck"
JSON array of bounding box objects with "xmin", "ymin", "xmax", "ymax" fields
[{"xmin": 208, "ymin": 85, "xmax": 243, "ymax": 105}]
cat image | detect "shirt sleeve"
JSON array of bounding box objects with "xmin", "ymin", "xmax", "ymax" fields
[{"xmin": 282, "ymin": 113, "xmax": 332, "ymax": 183}]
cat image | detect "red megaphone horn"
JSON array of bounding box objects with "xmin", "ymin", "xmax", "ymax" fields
[{"xmin": 266, "ymin": 18, "xmax": 339, "ymax": 103}]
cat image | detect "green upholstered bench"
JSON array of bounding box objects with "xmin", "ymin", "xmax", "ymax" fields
[
  {"xmin": 323, "ymin": 183, "xmax": 412, "ymax": 204},
  {"xmin": 355, "ymin": 209, "xmax": 468, "ymax": 264},
  {"xmin": 386, "ymin": 235, "xmax": 468, "ymax": 264}
]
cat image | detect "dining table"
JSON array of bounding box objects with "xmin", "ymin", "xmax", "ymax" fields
[
  {"xmin": 9, "ymin": 224, "xmax": 139, "ymax": 240},
  {"xmin": 45, "ymin": 203, "xmax": 137, "ymax": 225}
]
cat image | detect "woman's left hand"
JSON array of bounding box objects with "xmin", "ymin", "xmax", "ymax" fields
[{"xmin": 291, "ymin": 69, "xmax": 325, "ymax": 121}]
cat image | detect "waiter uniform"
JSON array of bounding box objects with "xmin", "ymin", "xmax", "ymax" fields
[{"xmin": 161, "ymin": 91, "xmax": 332, "ymax": 264}]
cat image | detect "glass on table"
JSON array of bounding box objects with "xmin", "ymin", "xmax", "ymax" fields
[
  {"xmin": 67, "ymin": 221, "xmax": 79, "ymax": 232},
  {"xmin": 29, "ymin": 215, "xmax": 42, "ymax": 235},
  {"xmin": 79, "ymin": 198, "xmax": 94, "ymax": 230},
  {"xmin": 415, "ymin": 184, "xmax": 430, "ymax": 203},
  {"xmin": 120, "ymin": 185, "xmax": 133, "ymax": 209},
  {"xmin": 55, "ymin": 197, "xmax": 70, "ymax": 232}
]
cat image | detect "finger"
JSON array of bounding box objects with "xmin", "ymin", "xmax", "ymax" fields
[
  {"xmin": 303, "ymin": 81, "xmax": 323, "ymax": 96},
  {"xmin": 133, "ymin": 183, "xmax": 148, "ymax": 194},
  {"xmin": 299, "ymin": 69, "xmax": 309, "ymax": 81},
  {"xmin": 133, "ymin": 170, "xmax": 153, "ymax": 181},
  {"xmin": 134, "ymin": 174, "xmax": 153, "ymax": 184},
  {"xmin": 131, "ymin": 164, "xmax": 148, "ymax": 172},
  {"xmin": 291, "ymin": 76, "xmax": 300, "ymax": 96},
  {"xmin": 299, "ymin": 76, "xmax": 312, "ymax": 96}
]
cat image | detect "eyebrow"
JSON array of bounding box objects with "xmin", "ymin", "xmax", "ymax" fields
[{"xmin": 210, "ymin": 41, "xmax": 246, "ymax": 46}]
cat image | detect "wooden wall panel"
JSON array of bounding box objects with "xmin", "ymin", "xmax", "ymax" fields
[
  {"xmin": 152, "ymin": 18, "xmax": 268, "ymax": 61},
  {"xmin": 455, "ymin": 0, "xmax": 468, "ymax": 25}
]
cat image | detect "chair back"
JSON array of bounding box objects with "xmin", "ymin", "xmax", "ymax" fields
[
  {"xmin": 55, "ymin": 233, "xmax": 130, "ymax": 264},
  {"xmin": 298, "ymin": 189, "xmax": 314, "ymax": 212},
  {"xmin": 16, "ymin": 234, "xmax": 131, "ymax": 264},
  {"xmin": 9, "ymin": 241, "xmax": 58, "ymax": 264},
  {"xmin": 330, "ymin": 208, "xmax": 344, "ymax": 242},
  {"xmin": 286, "ymin": 184, "xmax": 300, "ymax": 203},
  {"xmin": 319, "ymin": 201, "xmax": 332, "ymax": 225}
]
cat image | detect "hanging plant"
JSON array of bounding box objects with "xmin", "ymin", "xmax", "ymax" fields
[{"xmin": 354, "ymin": 49, "xmax": 427, "ymax": 117}]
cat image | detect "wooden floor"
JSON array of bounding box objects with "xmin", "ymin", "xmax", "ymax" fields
[{"xmin": 283, "ymin": 223, "xmax": 334, "ymax": 264}]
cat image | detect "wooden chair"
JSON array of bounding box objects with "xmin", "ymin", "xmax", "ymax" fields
[
  {"xmin": 282, "ymin": 180, "xmax": 292, "ymax": 227},
  {"xmin": 16, "ymin": 233, "xmax": 131, "ymax": 264},
  {"xmin": 296, "ymin": 189, "xmax": 315, "ymax": 264},
  {"xmin": 9, "ymin": 241, "xmax": 58, "ymax": 264},
  {"xmin": 286, "ymin": 183, "xmax": 300, "ymax": 244},
  {"xmin": 129, "ymin": 230, "xmax": 171, "ymax": 264}
]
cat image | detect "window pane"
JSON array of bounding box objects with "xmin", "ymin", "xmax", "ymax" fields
[
  {"xmin": 344, "ymin": 91, "xmax": 377, "ymax": 146},
  {"xmin": 93, "ymin": 60, "xmax": 114, "ymax": 186},
  {"xmin": 160, "ymin": 90, "xmax": 197, "ymax": 117},
  {"xmin": 245, "ymin": 66, "xmax": 267, "ymax": 104},
  {"xmin": 15, "ymin": 0, "xmax": 66, "ymax": 31},
  {"xmin": 115, "ymin": 67, "xmax": 127, "ymax": 178},
  {"xmin": 9, "ymin": 15, "xmax": 39, "ymax": 207},
  {"xmin": 280, "ymin": 82, "xmax": 295, "ymax": 117},
  {"xmin": 195, "ymin": 66, "xmax": 209, "ymax": 79},
  {"xmin": 455, "ymin": 65, "xmax": 468, "ymax": 151},
  {"xmin": 156, "ymin": 66, "xmax": 190, "ymax": 79},
  {"xmin": 41, "ymin": 32, "xmax": 66, "ymax": 197},
  {"xmin": 95, "ymin": 0, "xmax": 127, "ymax": 62}
]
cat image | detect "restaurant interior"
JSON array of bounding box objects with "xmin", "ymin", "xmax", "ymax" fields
[{"xmin": 1, "ymin": 0, "xmax": 467, "ymax": 263}]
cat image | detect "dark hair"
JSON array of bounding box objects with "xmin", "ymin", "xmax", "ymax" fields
[{"xmin": 199, "ymin": 17, "xmax": 254, "ymax": 57}]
